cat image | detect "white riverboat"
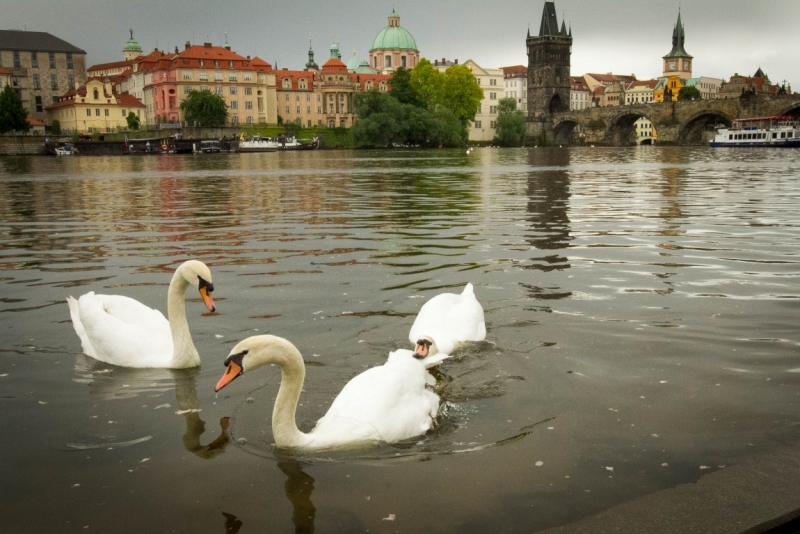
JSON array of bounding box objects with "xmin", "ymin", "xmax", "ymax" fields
[
  {"xmin": 710, "ymin": 116, "xmax": 800, "ymax": 147},
  {"xmin": 237, "ymin": 134, "xmax": 319, "ymax": 152},
  {"xmin": 237, "ymin": 134, "xmax": 278, "ymax": 152},
  {"xmin": 55, "ymin": 144, "xmax": 79, "ymax": 155}
]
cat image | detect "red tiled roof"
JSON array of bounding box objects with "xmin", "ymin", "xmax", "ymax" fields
[
  {"xmin": 27, "ymin": 117, "xmax": 45, "ymax": 126},
  {"xmin": 0, "ymin": 66, "xmax": 11, "ymax": 75},
  {"xmin": 587, "ymin": 73, "xmax": 636, "ymax": 84},
  {"xmin": 630, "ymin": 79, "xmax": 658, "ymax": 89},
  {"xmin": 570, "ymin": 76, "xmax": 589, "ymax": 91},
  {"xmin": 250, "ymin": 57, "xmax": 273, "ymax": 72},
  {"xmin": 502, "ymin": 65, "xmax": 527, "ymax": 78},
  {"xmin": 88, "ymin": 58, "xmax": 139, "ymax": 72},
  {"xmin": 352, "ymin": 73, "xmax": 391, "ymax": 91},
  {"xmin": 45, "ymin": 81, "xmax": 145, "ymax": 111},
  {"xmin": 322, "ymin": 58, "xmax": 348, "ymax": 72},
  {"xmin": 593, "ymin": 86, "xmax": 606, "ymax": 95},
  {"xmin": 276, "ymin": 69, "xmax": 318, "ymax": 91}
]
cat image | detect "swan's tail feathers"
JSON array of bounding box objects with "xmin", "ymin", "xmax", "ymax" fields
[
  {"xmin": 477, "ymin": 321, "xmax": 487, "ymax": 341},
  {"xmin": 66, "ymin": 295, "xmax": 98, "ymax": 358},
  {"xmin": 462, "ymin": 283, "xmax": 474, "ymax": 296}
]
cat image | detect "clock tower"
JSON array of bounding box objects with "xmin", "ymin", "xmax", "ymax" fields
[{"xmin": 662, "ymin": 9, "xmax": 692, "ymax": 80}]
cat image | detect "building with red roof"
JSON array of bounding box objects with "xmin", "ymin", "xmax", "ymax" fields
[
  {"xmin": 45, "ymin": 77, "xmax": 144, "ymax": 133},
  {"xmin": 140, "ymin": 41, "xmax": 277, "ymax": 126}
]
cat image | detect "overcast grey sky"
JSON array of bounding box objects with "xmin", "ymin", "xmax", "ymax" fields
[{"xmin": 5, "ymin": 0, "xmax": 799, "ymax": 86}]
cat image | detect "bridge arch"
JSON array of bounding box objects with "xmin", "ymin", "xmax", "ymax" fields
[
  {"xmin": 678, "ymin": 110, "xmax": 733, "ymax": 145},
  {"xmin": 778, "ymin": 102, "xmax": 800, "ymax": 119},
  {"xmin": 604, "ymin": 111, "xmax": 657, "ymax": 146},
  {"xmin": 553, "ymin": 119, "xmax": 581, "ymax": 144}
]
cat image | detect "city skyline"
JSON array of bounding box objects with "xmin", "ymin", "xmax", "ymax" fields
[{"xmin": 4, "ymin": 0, "xmax": 799, "ymax": 86}]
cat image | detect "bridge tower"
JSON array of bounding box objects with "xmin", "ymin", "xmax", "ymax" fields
[
  {"xmin": 526, "ymin": 1, "xmax": 572, "ymax": 141},
  {"xmin": 662, "ymin": 9, "xmax": 692, "ymax": 80}
]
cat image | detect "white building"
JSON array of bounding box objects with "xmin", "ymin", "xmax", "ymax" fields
[
  {"xmin": 570, "ymin": 76, "xmax": 590, "ymax": 110},
  {"xmin": 624, "ymin": 79, "xmax": 657, "ymax": 105},
  {"xmin": 502, "ymin": 65, "xmax": 527, "ymax": 112},
  {"xmin": 686, "ymin": 76, "xmax": 722, "ymax": 100}
]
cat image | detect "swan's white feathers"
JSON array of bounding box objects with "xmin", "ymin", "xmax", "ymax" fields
[
  {"xmin": 72, "ymin": 292, "xmax": 172, "ymax": 368},
  {"xmin": 227, "ymin": 335, "xmax": 440, "ymax": 450},
  {"xmin": 409, "ymin": 283, "xmax": 486, "ymax": 354},
  {"xmin": 66, "ymin": 260, "xmax": 211, "ymax": 369},
  {"xmin": 313, "ymin": 357, "xmax": 438, "ymax": 445}
]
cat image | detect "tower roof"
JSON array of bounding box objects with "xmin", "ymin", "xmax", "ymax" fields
[
  {"xmin": 370, "ymin": 10, "xmax": 418, "ymax": 51},
  {"xmin": 538, "ymin": 1, "xmax": 569, "ymax": 37},
  {"xmin": 664, "ymin": 9, "xmax": 692, "ymax": 58},
  {"xmin": 123, "ymin": 30, "xmax": 141, "ymax": 52}
]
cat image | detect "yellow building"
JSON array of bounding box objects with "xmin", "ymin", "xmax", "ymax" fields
[
  {"xmin": 654, "ymin": 75, "xmax": 684, "ymax": 102},
  {"xmin": 45, "ymin": 77, "xmax": 145, "ymax": 133}
]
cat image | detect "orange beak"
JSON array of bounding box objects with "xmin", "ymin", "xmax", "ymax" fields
[
  {"xmin": 199, "ymin": 286, "xmax": 216, "ymax": 312},
  {"xmin": 215, "ymin": 361, "xmax": 242, "ymax": 392}
]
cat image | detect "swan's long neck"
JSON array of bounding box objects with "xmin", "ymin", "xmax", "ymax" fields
[
  {"xmin": 270, "ymin": 342, "xmax": 309, "ymax": 448},
  {"xmin": 167, "ymin": 269, "xmax": 200, "ymax": 368}
]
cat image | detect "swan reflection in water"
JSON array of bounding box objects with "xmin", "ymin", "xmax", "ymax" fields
[
  {"xmin": 220, "ymin": 456, "xmax": 316, "ymax": 534},
  {"xmin": 72, "ymin": 355, "xmax": 229, "ymax": 458}
]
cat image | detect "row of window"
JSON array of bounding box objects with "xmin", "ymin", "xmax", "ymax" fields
[
  {"xmin": 191, "ymin": 72, "xmax": 253, "ymax": 82},
  {"xmin": 31, "ymin": 73, "xmax": 76, "ymax": 92},
  {"xmin": 84, "ymin": 107, "xmax": 129, "ymax": 117},
  {"xmin": 2, "ymin": 51, "xmax": 74, "ymax": 69},
  {"xmin": 729, "ymin": 131, "xmax": 796, "ymax": 140},
  {"xmin": 285, "ymin": 106, "xmax": 323, "ymax": 115}
]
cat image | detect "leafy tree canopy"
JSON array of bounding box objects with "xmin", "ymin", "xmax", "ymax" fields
[
  {"xmin": 179, "ymin": 89, "xmax": 228, "ymax": 127},
  {"xmin": 493, "ymin": 97, "xmax": 526, "ymax": 147},
  {"xmin": 409, "ymin": 58, "xmax": 444, "ymax": 110},
  {"xmin": 352, "ymin": 90, "xmax": 467, "ymax": 148},
  {"xmin": 388, "ymin": 66, "xmax": 421, "ymax": 107},
  {"xmin": 0, "ymin": 85, "xmax": 30, "ymax": 134},
  {"xmin": 677, "ymin": 85, "xmax": 702, "ymax": 101},
  {"xmin": 440, "ymin": 64, "xmax": 484, "ymax": 126},
  {"xmin": 126, "ymin": 111, "xmax": 140, "ymax": 130}
]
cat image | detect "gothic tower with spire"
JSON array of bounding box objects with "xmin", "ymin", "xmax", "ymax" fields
[
  {"xmin": 662, "ymin": 9, "xmax": 692, "ymax": 79},
  {"xmin": 526, "ymin": 0, "xmax": 572, "ymax": 122}
]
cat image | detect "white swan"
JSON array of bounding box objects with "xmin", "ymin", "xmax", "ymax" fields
[
  {"xmin": 215, "ymin": 335, "xmax": 441, "ymax": 450},
  {"xmin": 408, "ymin": 283, "xmax": 486, "ymax": 355},
  {"xmin": 66, "ymin": 260, "xmax": 216, "ymax": 369}
]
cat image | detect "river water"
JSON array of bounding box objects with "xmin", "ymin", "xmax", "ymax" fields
[{"xmin": 1, "ymin": 147, "xmax": 799, "ymax": 533}]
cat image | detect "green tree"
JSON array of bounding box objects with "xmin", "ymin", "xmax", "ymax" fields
[
  {"xmin": 388, "ymin": 66, "xmax": 421, "ymax": 107},
  {"xmin": 440, "ymin": 64, "xmax": 484, "ymax": 126},
  {"xmin": 493, "ymin": 97, "xmax": 526, "ymax": 146},
  {"xmin": 126, "ymin": 111, "xmax": 140, "ymax": 130},
  {"xmin": 351, "ymin": 90, "xmax": 467, "ymax": 149},
  {"xmin": 50, "ymin": 119, "xmax": 61, "ymax": 135},
  {"xmin": 409, "ymin": 58, "xmax": 444, "ymax": 110},
  {"xmin": 0, "ymin": 85, "xmax": 30, "ymax": 134},
  {"xmin": 179, "ymin": 89, "xmax": 228, "ymax": 127},
  {"xmin": 351, "ymin": 90, "xmax": 404, "ymax": 147},
  {"xmin": 677, "ymin": 85, "xmax": 702, "ymax": 101}
]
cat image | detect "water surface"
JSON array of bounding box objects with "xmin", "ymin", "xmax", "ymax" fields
[{"xmin": 1, "ymin": 147, "xmax": 799, "ymax": 533}]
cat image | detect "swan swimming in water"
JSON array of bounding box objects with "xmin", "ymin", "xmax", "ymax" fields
[
  {"xmin": 408, "ymin": 283, "xmax": 486, "ymax": 355},
  {"xmin": 66, "ymin": 260, "xmax": 215, "ymax": 369},
  {"xmin": 215, "ymin": 335, "xmax": 442, "ymax": 450}
]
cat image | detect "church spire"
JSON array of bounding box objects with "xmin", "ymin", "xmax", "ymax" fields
[{"xmin": 664, "ymin": 8, "xmax": 691, "ymax": 58}]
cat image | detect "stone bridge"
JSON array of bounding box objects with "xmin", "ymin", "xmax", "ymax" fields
[{"xmin": 527, "ymin": 94, "xmax": 800, "ymax": 146}]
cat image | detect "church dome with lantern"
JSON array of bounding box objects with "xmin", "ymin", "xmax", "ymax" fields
[{"xmin": 368, "ymin": 10, "xmax": 419, "ymax": 74}]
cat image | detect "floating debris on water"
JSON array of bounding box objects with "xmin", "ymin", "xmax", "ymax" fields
[
  {"xmin": 535, "ymin": 461, "xmax": 544, "ymax": 467},
  {"xmin": 382, "ymin": 514, "xmax": 396, "ymax": 521},
  {"xmin": 154, "ymin": 404, "xmax": 170, "ymax": 410}
]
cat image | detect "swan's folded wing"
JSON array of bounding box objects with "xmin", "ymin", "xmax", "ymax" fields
[
  {"xmin": 318, "ymin": 361, "xmax": 438, "ymax": 444},
  {"xmin": 77, "ymin": 293, "xmax": 172, "ymax": 367}
]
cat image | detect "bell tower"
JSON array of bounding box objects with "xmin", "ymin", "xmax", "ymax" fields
[
  {"xmin": 662, "ymin": 9, "xmax": 692, "ymax": 79},
  {"xmin": 527, "ymin": 0, "xmax": 572, "ymax": 121}
]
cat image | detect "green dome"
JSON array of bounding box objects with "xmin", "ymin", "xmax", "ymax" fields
[
  {"xmin": 370, "ymin": 11, "xmax": 418, "ymax": 51},
  {"xmin": 124, "ymin": 30, "xmax": 141, "ymax": 52},
  {"xmin": 346, "ymin": 53, "xmax": 361, "ymax": 71}
]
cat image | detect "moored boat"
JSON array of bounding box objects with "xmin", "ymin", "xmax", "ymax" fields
[
  {"xmin": 237, "ymin": 134, "xmax": 278, "ymax": 152},
  {"xmin": 55, "ymin": 144, "xmax": 79, "ymax": 155},
  {"xmin": 710, "ymin": 116, "xmax": 800, "ymax": 147}
]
